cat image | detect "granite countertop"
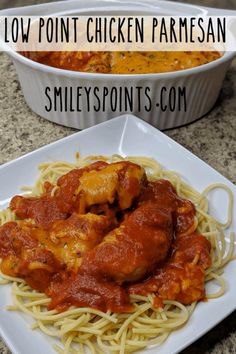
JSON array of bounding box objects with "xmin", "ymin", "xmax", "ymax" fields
[{"xmin": 0, "ymin": 0, "xmax": 236, "ymax": 353}]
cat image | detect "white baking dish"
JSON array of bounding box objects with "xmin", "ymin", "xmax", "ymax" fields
[{"xmin": 1, "ymin": 0, "xmax": 236, "ymax": 130}]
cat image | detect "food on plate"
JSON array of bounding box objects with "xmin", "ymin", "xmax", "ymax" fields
[
  {"xmin": 0, "ymin": 155, "xmax": 234, "ymax": 354},
  {"xmin": 22, "ymin": 51, "xmax": 221, "ymax": 74}
]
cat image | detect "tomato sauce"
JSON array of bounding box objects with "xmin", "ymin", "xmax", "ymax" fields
[
  {"xmin": 22, "ymin": 51, "xmax": 221, "ymax": 74},
  {"xmin": 0, "ymin": 162, "xmax": 211, "ymax": 313}
]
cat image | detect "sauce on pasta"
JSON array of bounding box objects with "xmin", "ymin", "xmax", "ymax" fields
[{"xmin": 0, "ymin": 160, "xmax": 211, "ymax": 313}]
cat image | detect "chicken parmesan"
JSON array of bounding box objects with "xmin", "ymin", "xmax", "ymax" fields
[
  {"xmin": 0, "ymin": 155, "xmax": 233, "ymax": 354},
  {"xmin": 22, "ymin": 51, "xmax": 221, "ymax": 74}
]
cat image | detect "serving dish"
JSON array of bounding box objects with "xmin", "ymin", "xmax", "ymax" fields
[
  {"xmin": 0, "ymin": 114, "xmax": 235, "ymax": 354},
  {"xmin": 1, "ymin": 0, "xmax": 235, "ymax": 130}
]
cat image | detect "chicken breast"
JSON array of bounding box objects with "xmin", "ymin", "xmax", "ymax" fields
[
  {"xmin": 10, "ymin": 161, "xmax": 145, "ymax": 228},
  {"xmin": 46, "ymin": 201, "xmax": 174, "ymax": 312},
  {"xmin": 0, "ymin": 213, "xmax": 110, "ymax": 290},
  {"xmin": 79, "ymin": 202, "xmax": 173, "ymax": 282}
]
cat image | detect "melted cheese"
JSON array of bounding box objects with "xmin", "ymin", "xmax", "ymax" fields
[{"xmin": 23, "ymin": 51, "xmax": 221, "ymax": 74}]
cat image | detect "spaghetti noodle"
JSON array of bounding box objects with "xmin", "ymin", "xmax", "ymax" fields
[{"xmin": 0, "ymin": 155, "xmax": 234, "ymax": 354}]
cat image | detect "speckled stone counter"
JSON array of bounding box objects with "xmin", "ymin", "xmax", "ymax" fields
[{"xmin": 0, "ymin": 0, "xmax": 236, "ymax": 353}]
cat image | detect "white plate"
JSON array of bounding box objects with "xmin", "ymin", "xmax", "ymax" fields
[{"xmin": 0, "ymin": 114, "xmax": 235, "ymax": 354}]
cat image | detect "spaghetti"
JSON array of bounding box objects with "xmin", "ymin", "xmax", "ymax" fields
[{"xmin": 0, "ymin": 155, "xmax": 234, "ymax": 354}]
